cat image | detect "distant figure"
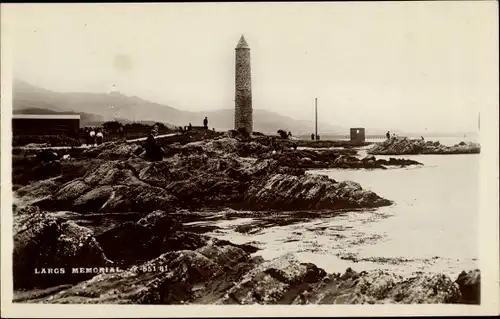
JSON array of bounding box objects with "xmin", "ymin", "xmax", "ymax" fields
[
  {"xmin": 392, "ymin": 133, "xmax": 396, "ymax": 140},
  {"xmin": 288, "ymin": 131, "xmax": 292, "ymax": 138},
  {"xmin": 269, "ymin": 136, "xmax": 276, "ymax": 152},
  {"xmin": 203, "ymin": 117, "xmax": 208, "ymax": 129},
  {"xmin": 311, "ymin": 133, "xmax": 315, "ymax": 141},
  {"xmin": 316, "ymin": 135, "xmax": 321, "ymax": 141},
  {"xmin": 144, "ymin": 130, "xmax": 163, "ymax": 161},
  {"xmin": 119, "ymin": 126, "xmax": 125, "ymax": 139},
  {"xmin": 386, "ymin": 131, "xmax": 390, "ymax": 140},
  {"xmin": 421, "ymin": 136, "xmax": 424, "ymax": 141},
  {"xmin": 96, "ymin": 131, "xmax": 104, "ymax": 145},
  {"xmin": 188, "ymin": 122, "xmax": 192, "ymax": 131},
  {"xmin": 89, "ymin": 129, "xmax": 96, "ymax": 146}
]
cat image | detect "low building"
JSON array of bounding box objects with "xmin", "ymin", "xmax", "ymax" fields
[
  {"xmin": 12, "ymin": 114, "xmax": 80, "ymax": 137},
  {"xmin": 350, "ymin": 127, "xmax": 366, "ymax": 143}
]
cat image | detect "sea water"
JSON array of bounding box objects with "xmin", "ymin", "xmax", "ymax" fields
[{"xmin": 203, "ymin": 149, "xmax": 479, "ymax": 278}]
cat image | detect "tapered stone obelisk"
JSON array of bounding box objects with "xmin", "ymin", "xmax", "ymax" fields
[{"xmin": 235, "ymin": 34, "xmax": 253, "ymax": 134}]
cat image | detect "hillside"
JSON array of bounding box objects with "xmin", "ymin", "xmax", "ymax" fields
[{"xmin": 13, "ymin": 80, "xmax": 346, "ymax": 134}]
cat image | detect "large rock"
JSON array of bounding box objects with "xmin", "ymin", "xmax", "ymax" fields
[
  {"xmin": 97, "ymin": 143, "xmax": 143, "ymax": 160},
  {"xmin": 95, "ymin": 210, "xmax": 208, "ymax": 266},
  {"xmin": 202, "ymin": 137, "xmax": 240, "ymax": 154},
  {"xmin": 13, "ymin": 206, "xmax": 112, "ymax": 289},
  {"xmin": 299, "ymin": 268, "xmax": 461, "ymax": 304},
  {"xmin": 22, "ymin": 248, "xmax": 467, "ymax": 305},
  {"xmin": 28, "ymin": 245, "xmax": 247, "ymax": 304},
  {"xmin": 22, "ymin": 141, "xmax": 393, "ymax": 213},
  {"xmin": 167, "ymin": 175, "xmax": 246, "ymax": 208},
  {"xmin": 267, "ymin": 149, "xmax": 420, "ymax": 170},
  {"xmin": 96, "ymin": 184, "xmax": 176, "ymax": 214},
  {"xmin": 72, "ymin": 185, "xmax": 116, "ymax": 212},
  {"xmin": 34, "ymin": 160, "xmax": 177, "ymax": 213},
  {"xmin": 54, "ymin": 179, "xmax": 91, "ymax": 201},
  {"xmin": 15, "ymin": 177, "xmax": 62, "ymax": 207},
  {"xmin": 455, "ymin": 269, "xmax": 480, "ymax": 304},
  {"xmin": 83, "ymin": 161, "xmax": 147, "ymax": 187},
  {"xmin": 245, "ymin": 174, "xmax": 392, "ymax": 210},
  {"xmin": 369, "ymin": 137, "xmax": 480, "ymax": 155},
  {"xmin": 217, "ymin": 253, "xmax": 327, "ymax": 304},
  {"xmin": 81, "ymin": 141, "xmax": 143, "ymax": 159},
  {"xmin": 136, "ymin": 161, "xmax": 171, "ymax": 187}
]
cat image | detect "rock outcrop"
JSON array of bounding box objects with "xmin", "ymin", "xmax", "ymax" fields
[
  {"xmin": 95, "ymin": 210, "xmax": 210, "ymax": 267},
  {"xmin": 368, "ymin": 137, "xmax": 480, "ymax": 155},
  {"xmin": 245, "ymin": 174, "xmax": 392, "ymax": 210},
  {"xmin": 34, "ymin": 160, "xmax": 177, "ymax": 214},
  {"xmin": 81, "ymin": 141, "xmax": 144, "ymax": 160},
  {"xmin": 455, "ymin": 269, "xmax": 481, "ymax": 304},
  {"xmin": 15, "ymin": 177, "xmax": 62, "ymax": 208},
  {"xmin": 272, "ymin": 151, "xmax": 422, "ymax": 170},
  {"xmin": 13, "ymin": 206, "xmax": 112, "ymax": 289},
  {"xmin": 11, "ymin": 136, "xmax": 480, "ymax": 305},
  {"xmin": 30, "ymin": 147, "xmax": 392, "ymax": 213},
  {"xmin": 17, "ymin": 244, "xmax": 470, "ymax": 305}
]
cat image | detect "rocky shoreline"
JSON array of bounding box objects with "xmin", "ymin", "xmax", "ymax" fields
[
  {"xmin": 11, "ymin": 132, "xmax": 480, "ymax": 304},
  {"xmin": 368, "ymin": 136, "xmax": 480, "ymax": 155}
]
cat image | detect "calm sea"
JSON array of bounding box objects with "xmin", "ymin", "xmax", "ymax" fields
[{"xmin": 200, "ymin": 138, "xmax": 480, "ymax": 278}]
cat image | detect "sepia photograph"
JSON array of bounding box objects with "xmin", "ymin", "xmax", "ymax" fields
[{"xmin": 1, "ymin": 1, "xmax": 499, "ymax": 317}]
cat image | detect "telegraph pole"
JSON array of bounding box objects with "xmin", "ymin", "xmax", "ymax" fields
[{"xmin": 315, "ymin": 98, "xmax": 318, "ymax": 140}]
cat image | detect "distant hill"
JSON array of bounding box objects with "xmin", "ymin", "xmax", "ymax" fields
[{"xmin": 13, "ymin": 79, "xmax": 348, "ymax": 134}]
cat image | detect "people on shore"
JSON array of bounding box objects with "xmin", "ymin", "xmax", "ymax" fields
[
  {"xmin": 311, "ymin": 133, "xmax": 315, "ymax": 141},
  {"xmin": 386, "ymin": 131, "xmax": 390, "ymax": 140},
  {"xmin": 89, "ymin": 129, "xmax": 96, "ymax": 146},
  {"xmin": 144, "ymin": 129, "xmax": 163, "ymax": 161},
  {"xmin": 268, "ymin": 136, "xmax": 276, "ymax": 153},
  {"xmin": 96, "ymin": 130, "xmax": 104, "ymax": 145},
  {"xmin": 316, "ymin": 135, "xmax": 321, "ymax": 141},
  {"xmin": 203, "ymin": 117, "xmax": 208, "ymax": 129},
  {"xmin": 421, "ymin": 136, "xmax": 425, "ymax": 141},
  {"xmin": 188, "ymin": 122, "xmax": 192, "ymax": 131}
]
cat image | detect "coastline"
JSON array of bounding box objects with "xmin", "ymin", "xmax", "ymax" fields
[{"xmin": 11, "ymin": 131, "xmax": 481, "ymax": 304}]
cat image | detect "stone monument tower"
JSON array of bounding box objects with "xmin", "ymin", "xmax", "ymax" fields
[{"xmin": 234, "ymin": 34, "xmax": 253, "ymax": 134}]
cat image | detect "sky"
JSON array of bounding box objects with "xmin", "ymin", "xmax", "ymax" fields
[{"xmin": 3, "ymin": 2, "xmax": 498, "ymax": 133}]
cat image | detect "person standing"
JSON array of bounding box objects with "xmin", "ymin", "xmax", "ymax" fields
[
  {"xmin": 119, "ymin": 126, "xmax": 125, "ymax": 140},
  {"xmin": 96, "ymin": 130, "xmax": 104, "ymax": 145},
  {"xmin": 144, "ymin": 129, "xmax": 163, "ymax": 161},
  {"xmin": 203, "ymin": 117, "xmax": 208, "ymax": 129},
  {"xmin": 311, "ymin": 133, "xmax": 315, "ymax": 141},
  {"xmin": 386, "ymin": 131, "xmax": 390, "ymax": 140},
  {"xmin": 89, "ymin": 129, "xmax": 96, "ymax": 146}
]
